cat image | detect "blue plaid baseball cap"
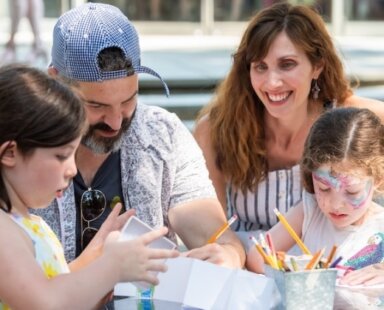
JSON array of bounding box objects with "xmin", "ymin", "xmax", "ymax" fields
[{"xmin": 51, "ymin": 2, "xmax": 169, "ymax": 96}]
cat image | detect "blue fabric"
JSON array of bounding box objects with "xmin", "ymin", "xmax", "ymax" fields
[{"xmin": 51, "ymin": 3, "xmax": 169, "ymax": 96}]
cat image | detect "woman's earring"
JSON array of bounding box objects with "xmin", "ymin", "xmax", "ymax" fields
[{"xmin": 312, "ymin": 79, "xmax": 320, "ymax": 100}]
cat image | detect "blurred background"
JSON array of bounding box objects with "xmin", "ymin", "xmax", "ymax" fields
[
  {"xmin": 5, "ymin": 0, "xmax": 383, "ymax": 32},
  {"xmin": 1, "ymin": 0, "xmax": 384, "ymax": 129}
]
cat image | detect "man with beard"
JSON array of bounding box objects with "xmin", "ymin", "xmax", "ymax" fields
[{"xmin": 33, "ymin": 2, "xmax": 245, "ymax": 269}]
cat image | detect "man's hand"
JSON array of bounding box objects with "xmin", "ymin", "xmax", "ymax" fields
[
  {"xmin": 183, "ymin": 242, "xmax": 243, "ymax": 268},
  {"xmin": 169, "ymin": 198, "xmax": 245, "ymax": 268}
]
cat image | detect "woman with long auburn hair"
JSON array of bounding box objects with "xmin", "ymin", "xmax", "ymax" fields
[{"xmin": 194, "ymin": 2, "xmax": 384, "ymax": 249}]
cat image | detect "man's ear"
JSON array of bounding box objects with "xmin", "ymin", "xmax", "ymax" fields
[
  {"xmin": 0, "ymin": 141, "xmax": 17, "ymax": 167},
  {"xmin": 48, "ymin": 66, "xmax": 58, "ymax": 77}
]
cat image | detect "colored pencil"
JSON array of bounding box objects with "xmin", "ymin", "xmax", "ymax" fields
[
  {"xmin": 273, "ymin": 208, "xmax": 311, "ymax": 255},
  {"xmin": 250, "ymin": 236, "xmax": 276, "ymax": 268},
  {"xmin": 207, "ymin": 214, "xmax": 237, "ymax": 244},
  {"xmin": 305, "ymin": 248, "xmax": 325, "ymax": 270},
  {"xmin": 324, "ymin": 245, "xmax": 338, "ymax": 268},
  {"xmin": 266, "ymin": 232, "xmax": 278, "ymax": 267},
  {"xmin": 329, "ymin": 256, "xmax": 343, "ymax": 268}
]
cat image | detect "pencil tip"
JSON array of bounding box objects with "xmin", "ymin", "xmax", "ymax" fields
[{"xmin": 249, "ymin": 235, "xmax": 257, "ymax": 242}]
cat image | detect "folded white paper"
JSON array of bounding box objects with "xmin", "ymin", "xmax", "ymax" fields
[
  {"xmin": 116, "ymin": 216, "xmax": 176, "ymax": 290},
  {"xmin": 157, "ymin": 257, "xmax": 278, "ymax": 309},
  {"xmin": 114, "ymin": 217, "xmax": 278, "ymax": 308},
  {"xmin": 115, "ymin": 256, "xmax": 279, "ymax": 310}
]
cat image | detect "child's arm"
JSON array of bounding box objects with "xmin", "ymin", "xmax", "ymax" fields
[
  {"xmin": 0, "ymin": 214, "xmax": 178, "ymax": 310},
  {"xmin": 339, "ymin": 263, "xmax": 384, "ymax": 286},
  {"xmin": 246, "ymin": 202, "xmax": 304, "ymax": 273}
]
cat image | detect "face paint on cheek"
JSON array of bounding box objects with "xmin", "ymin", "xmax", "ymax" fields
[{"xmin": 345, "ymin": 180, "xmax": 373, "ymax": 209}]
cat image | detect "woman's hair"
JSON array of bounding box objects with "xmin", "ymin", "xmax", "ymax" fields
[
  {"xmin": 197, "ymin": 2, "xmax": 353, "ymax": 192},
  {"xmin": 301, "ymin": 107, "xmax": 384, "ymax": 196},
  {"xmin": 0, "ymin": 64, "xmax": 86, "ymax": 212}
]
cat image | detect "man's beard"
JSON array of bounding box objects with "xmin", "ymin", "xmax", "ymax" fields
[{"xmin": 81, "ymin": 118, "xmax": 131, "ymax": 154}]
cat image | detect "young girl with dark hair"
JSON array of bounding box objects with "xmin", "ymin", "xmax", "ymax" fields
[{"xmin": 0, "ymin": 65, "xmax": 178, "ymax": 309}]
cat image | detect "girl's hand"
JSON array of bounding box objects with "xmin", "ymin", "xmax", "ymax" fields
[
  {"xmin": 88, "ymin": 203, "xmax": 135, "ymax": 251},
  {"xmin": 339, "ymin": 263, "xmax": 384, "ymax": 286},
  {"xmin": 70, "ymin": 203, "xmax": 135, "ymax": 271},
  {"xmin": 104, "ymin": 227, "xmax": 179, "ymax": 285}
]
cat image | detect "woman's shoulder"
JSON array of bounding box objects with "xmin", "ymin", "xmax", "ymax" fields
[
  {"xmin": 193, "ymin": 114, "xmax": 211, "ymax": 142},
  {"xmin": 194, "ymin": 113, "xmax": 210, "ymax": 131},
  {"xmin": 343, "ymin": 95, "xmax": 384, "ymax": 122}
]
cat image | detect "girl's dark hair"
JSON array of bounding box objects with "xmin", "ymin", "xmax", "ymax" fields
[
  {"xmin": 0, "ymin": 64, "xmax": 86, "ymax": 212},
  {"xmin": 301, "ymin": 107, "xmax": 384, "ymax": 195}
]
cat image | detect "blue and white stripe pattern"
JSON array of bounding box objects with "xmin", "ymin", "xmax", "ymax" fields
[
  {"xmin": 51, "ymin": 3, "xmax": 169, "ymax": 96},
  {"xmin": 227, "ymin": 164, "xmax": 302, "ymax": 232}
]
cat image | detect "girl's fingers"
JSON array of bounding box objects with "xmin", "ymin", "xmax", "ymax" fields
[
  {"xmin": 146, "ymin": 261, "xmax": 168, "ymax": 273},
  {"xmin": 97, "ymin": 203, "xmax": 122, "ymax": 235},
  {"xmin": 140, "ymin": 227, "xmax": 169, "ymax": 245},
  {"xmin": 108, "ymin": 202, "xmax": 122, "ymax": 218},
  {"xmin": 117, "ymin": 208, "xmax": 136, "ymax": 228},
  {"xmin": 147, "ymin": 248, "xmax": 179, "ymax": 260},
  {"xmin": 341, "ymin": 269, "xmax": 376, "ymax": 285},
  {"xmin": 142, "ymin": 274, "xmax": 160, "ymax": 286},
  {"xmin": 362, "ymin": 276, "xmax": 384, "ymax": 286}
]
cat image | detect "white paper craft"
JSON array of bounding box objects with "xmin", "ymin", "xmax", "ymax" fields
[
  {"xmin": 157, "ymin": 257, "xmax": 278, "ymax": 309},
  {"xmin": 115, "ymin": 256, "xmax": 279, "ymax": 310},
  {"xmin": 116, "ymin": 216, "xmax": 176, "ymax": 290},
  {"xmin": 114, "ymin": 217, "xmax": 279, "ymax": 309}
]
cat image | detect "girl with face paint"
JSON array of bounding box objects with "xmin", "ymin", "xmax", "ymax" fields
[
  {"xmin": 311, "ymin": 167, "xmax": 375, "ymax": 227},
  {"xmin": 247, "ymin": 107, "xmax": 384, "ymax": 287}
]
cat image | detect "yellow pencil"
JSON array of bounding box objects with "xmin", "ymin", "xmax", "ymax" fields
[
  {"xmin": 324, "ymin": 245, "xmax": 338, "ymax": 269},
  {"xmin": 250, "ymin": 236, "xmax": 276, "ymax": 268},
  {"xmin": 207, "ymin": 214, "xmax": 238, "ymax": 244},
  {"xmin": 273, "ymin": 208, "xmax": 311, "ymax": 255},
  {"xmin": 276, "ymin": 252, "xmax": 290, "ymax": 271}
]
